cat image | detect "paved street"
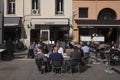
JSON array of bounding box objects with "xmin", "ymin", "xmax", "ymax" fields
[{"xmin": 0, "ymin": 50, "xmax": 120, "ymax": 80}]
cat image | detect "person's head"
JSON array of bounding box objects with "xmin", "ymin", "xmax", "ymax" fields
[
  {"xmin": 36, "ymin": 46, "xmax": 43, "ymax": 52},
  {"xmin": 73, "ymin": 46, "xmax": 78, "ymax": 51},
  {"xmin": 43, "ymin": 45, "xmax": 47, "ymax": 49},
  {"xmin": 33, "ymin": 41, "xmax": 36, "ymax": 44},
  {"xmin": 53, "ymin": 46, "xmax": 58, "ymax": 53},
  {"xmin": 55, "ymin": 42, "xmax": 60, "ymax": 48}
]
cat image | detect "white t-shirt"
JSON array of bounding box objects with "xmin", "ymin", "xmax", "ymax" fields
[{"xmin": 58, "ymin": 47, "xmax": 64, "ymax": 55}]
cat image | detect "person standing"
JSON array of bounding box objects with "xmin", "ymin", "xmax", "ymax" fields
[
  {"xmin": 28, "ymin": 41, "xmax": 36, "ymax": 58},
  {"xmin": 81, "ymin": 42, "xmax": 90, "ymax": 64},
  {"xmin": 5, "ymin": 39, "xmax": 14, "ymax": 60}
]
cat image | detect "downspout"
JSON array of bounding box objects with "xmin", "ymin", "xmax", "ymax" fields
[
  {"xmin": 22, "ymin": 0, "xmax": 25, "ymax": 46},
  {"xmin": 23, "ymin": 0, "xmax": 24, "ymax": 18}
]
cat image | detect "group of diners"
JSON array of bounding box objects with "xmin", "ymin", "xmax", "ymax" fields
[{"xmin": 28, "ymin": 40, "xmax": 90, "ymax": 74}]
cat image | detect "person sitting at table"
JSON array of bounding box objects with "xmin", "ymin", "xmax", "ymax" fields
[
  {"xmin": 49, "ymin": 46, "xmax": 63, "ymax": 61},
  {"xmin": 49, "ymin": 46, "xmax": 64, "ymax": 72},
  {"xmin": 43, "ymin": 44, "xmax": 49, "ymax": 54},
  {"xmin": 70, "ymin": 46, "xmax": 83, "ymax": 65},
  {"xmin": 34, "ymin": 46, "xmax": 47, "ymax": 73},
  {"xmin": 53, "ymin": 42, "xmax": 64, "ymax": 56},
  {"xmin": 70, "ymin": 46, "xmax": 82, "ymax": 60}
]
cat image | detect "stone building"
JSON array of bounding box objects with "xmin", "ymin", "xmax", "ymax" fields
[{"xmin": 4, "ymin": 0, "xmax": 72, "ymax": 47}]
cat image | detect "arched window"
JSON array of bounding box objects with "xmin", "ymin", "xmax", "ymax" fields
[{"xmin": 98, "ymin": 8, "xmax": 117, "ymax": 20}]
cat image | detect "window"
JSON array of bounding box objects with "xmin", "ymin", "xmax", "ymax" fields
[
  {"xmin": 32, "ymin": 0, "xmax": 39, "ymax": 9},
  {"xmin": 32, "ymin": 0, "xmax": 40, "ymax": 15},
  {"xmin": 7, "ymin": 0, "xmax": 15, "ymax": 14},
  {"xmin": 79, "ymin": 8, "xmax": 88, "ymax": 18},
  {"xmin": 55, "ymin": 0, "xmax": 64, "ymax": 14},
  {"xmin": 80, "ymin": 28, "xmax": 89, "ymax": 36}
]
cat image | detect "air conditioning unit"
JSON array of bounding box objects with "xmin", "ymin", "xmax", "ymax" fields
[{"xmin": 32, "ymin": 9, "xmax": 39, "ymax": 15}]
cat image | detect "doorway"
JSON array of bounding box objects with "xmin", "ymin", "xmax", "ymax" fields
[
  {"xmin": 40, "ymin": 30, "xmax": 50, "ymax": 42},
  {"xmin": 30, "ymin": 29, "xmax": 40, "ymax": 42}
]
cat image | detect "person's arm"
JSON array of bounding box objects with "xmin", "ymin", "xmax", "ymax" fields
[{"xmin": 60, "ymin": 47, "xmax": 64, "ymax": 55}]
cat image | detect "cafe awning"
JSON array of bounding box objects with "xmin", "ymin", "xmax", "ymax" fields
[
  {"xmin": 75, "ymin": 19, "xmax": 120, "ymax": 28},
  {"xmin": 4, "ymin": 17, "xmax": 20, "ymax": 27}
]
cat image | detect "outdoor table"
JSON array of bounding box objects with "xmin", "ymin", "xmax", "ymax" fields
[
  {"xmin": 45, "ymin": 54, "xmax": 49, "ymax": 58},
  {"xmin": 0, "ymin": 49, "xmax": 6, "ymax": 61}
]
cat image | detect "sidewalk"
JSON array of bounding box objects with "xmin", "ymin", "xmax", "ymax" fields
[{"xmin": 0, "ymin": 51, "xmax": 120, "ymax": 80}]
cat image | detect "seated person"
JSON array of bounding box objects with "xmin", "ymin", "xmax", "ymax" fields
[
  {"xmin": 70, "ymin": 46, "xmax": 83, "ymax": 66},
  {"xmin": 34, "ymin": 47, "xmax": 47, "ymax": 72},
  {"xmin": 54, "ymin": 42, "xmax": 64, "ymax": 56},
  {"xmin": 48, "ymin": 46, "xmax": 64, "ymax": 72},
  {"xmin": 49, "ymin": 46, "xmax": 63, "ymax": 61}
]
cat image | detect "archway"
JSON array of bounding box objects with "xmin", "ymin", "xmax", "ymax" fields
[
  {"xmin": 97, "ymin": 8, "xmax": 117, "ymax": 43},
  {"xmin": 98, "ymin": 8, "xmax": 116, "ymax": 20}
]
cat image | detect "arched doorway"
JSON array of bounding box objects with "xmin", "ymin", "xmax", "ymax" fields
[{"xmin": 97, "ymin": 8, "xmax": 117, "ymax": 43}]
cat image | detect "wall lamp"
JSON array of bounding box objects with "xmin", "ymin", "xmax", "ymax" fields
[{"xmin": 27, "ymin": 22, "xmax": 32, "ymax": 28}]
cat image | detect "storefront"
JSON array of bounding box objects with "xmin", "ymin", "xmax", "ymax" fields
[
  {"xmin": 0, "ymin": 11, "xmax": 3, "ymax": 44},
  {"xmin": 4, "ymin": 17, "xmax": 21, "ymax": 41},
  {"xmin": 30, "ymin": 18, "xmax": 70, "ymax": 43},
  {"xmin": 75, "ymin": 20, "xmax": 120, "ymax": 43}
]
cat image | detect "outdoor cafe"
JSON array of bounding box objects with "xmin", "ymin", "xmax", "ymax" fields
[{"xmin": 41, "ymin": 52, "xmax": 82, "ymax": 74}]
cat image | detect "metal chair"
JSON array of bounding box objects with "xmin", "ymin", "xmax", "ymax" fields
[
  {"xmin": 70, "ymin": 59, "xmax": 81, "ymax": 74},
  {"xmin": 51, "ymin": 59, "xmax": 64, "ymax": 74},
  {"xmin": 40, "ymin": 56, "xmax": 51, "ymax": 74}
]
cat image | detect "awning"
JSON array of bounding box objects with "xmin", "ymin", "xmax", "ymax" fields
[
  {"xmin": 31, "ymin": 18, "xmax": 69, "ymax": 25},
  {"xmin": 75, "ymin": 19, "xmax": 120, "ymax": 28},
  {"xmin": 4, "ymin": 17, "xmax": 20, "ymax": 27}
]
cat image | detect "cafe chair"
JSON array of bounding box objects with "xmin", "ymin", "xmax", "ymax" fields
[
  {"xmin": 41, "ymin": 57, "xmax": 49, "ymax": 74},
  {"xmin": 70, "ymin": 59, "xmax": 81, "ymax": 74},
  {"xmin": 51, "ymin": 59, "xmax": 64, "ymax": 74}
]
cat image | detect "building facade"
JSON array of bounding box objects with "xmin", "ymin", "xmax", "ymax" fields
[
  {"xmin": 73, "ymin": 0, "xmax": 120, "ymax": 43},
  {"xmin": 4, "ymin": 0, "xmax": 72, "ymax": 46}
]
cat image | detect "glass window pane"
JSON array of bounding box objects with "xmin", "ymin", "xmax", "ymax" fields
[
  {"xmin": 7, "ymin": 0, "xmax": 15, "ymax": 14},
  {"xmin": 42, "ymin": 31, "xmax": 48, "ymax": 41},
  {"xmin": 79, "ymin": 8, "xmax": 88, "ymax": 18},
  {"xmin": 32, "ymin": 0, "xmax": 39, "ymax": 9},
  {"xmin": 55, "ymin": 0, "xmax": 64, "ymax": 14}
]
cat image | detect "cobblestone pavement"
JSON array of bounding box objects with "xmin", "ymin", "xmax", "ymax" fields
[{"xmin": 0, "ymin": 51, "xmax": 120, "ymax": 80}]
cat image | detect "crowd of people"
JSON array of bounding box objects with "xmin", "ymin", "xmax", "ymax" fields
[
  {"xmin": 27, "ymin": 40, "xmax": 120, "ymax": 74},
  {"xmin": 28, "ymin": 40, "xmax": 93, "ymax": 73}
]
